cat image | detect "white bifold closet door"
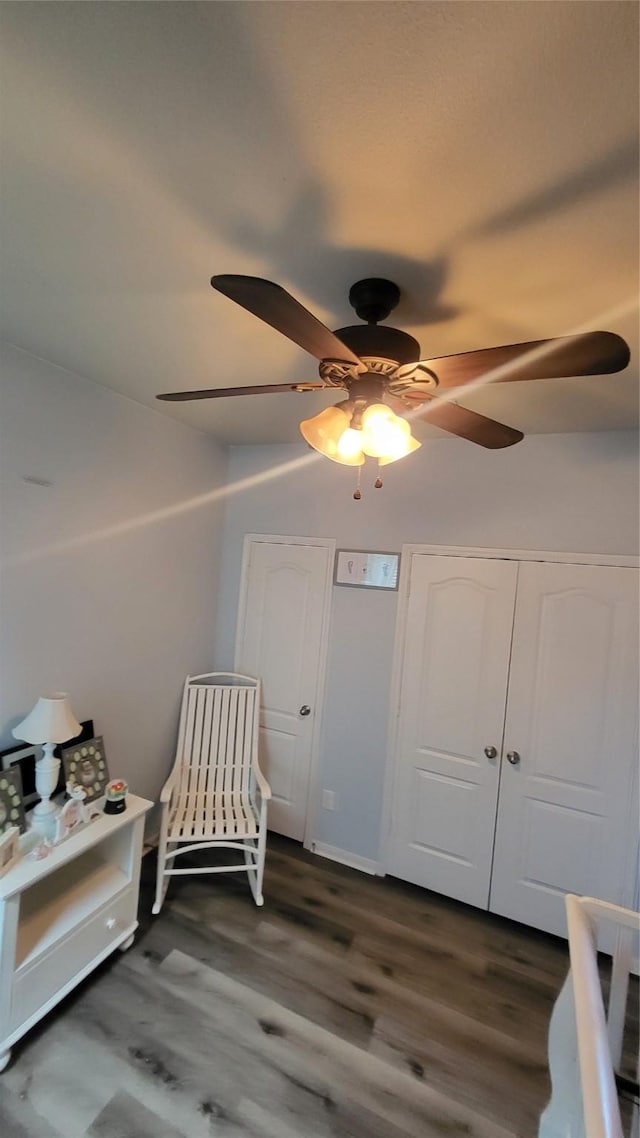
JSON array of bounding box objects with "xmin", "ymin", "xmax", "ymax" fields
[
  {"xmin": 387, "ymin": 553, "xmax": 639, "ymax": 939},
  {"xmin": 489, "ymin": 561, "xmax": 639, "ymax": 936},
  {"xmin": 385, "ymin": 555, "xmax": 518, "ymax": 909}
]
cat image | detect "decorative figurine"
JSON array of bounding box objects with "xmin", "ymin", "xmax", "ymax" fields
[
  {"xmin": 66, "ymin": 782, "xmax": 93, "ymax": 824},
  {"xmin": 104, "ymin": 778, "xmax": 128, "ymax": 814}
]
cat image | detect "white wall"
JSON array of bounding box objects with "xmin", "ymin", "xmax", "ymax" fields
[
  {"xmin": 214, "ymin": 432, "xmax": 639, "ymax": 863},
  {"xmin": 0, "ymin": 343, "xmax": 228, "ymax": 806}
]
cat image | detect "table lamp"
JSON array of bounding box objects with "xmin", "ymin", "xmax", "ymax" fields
[{"xmin": 12, "ymin": 693, "xmax": 81, "ymax": 838}]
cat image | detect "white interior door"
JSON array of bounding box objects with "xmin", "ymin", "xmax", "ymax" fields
[
  {"xmin": 386, "ymin": 554, "xmax": 518, "ymax": 908},
  {"xmin": 235, "ymin": 536, "xmax": 333, "ymax": 842},
  {"xmin": 490, "ymin": 561, "xmax": 639, "ymax": 938}
]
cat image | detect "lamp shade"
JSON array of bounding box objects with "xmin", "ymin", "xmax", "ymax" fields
[
  {"xmin": 300, "ymin": 403, "xmax": 365, "ymax": 466},
  {"xmin": 360, "ymin": 404, "xmax": 422, "ymax": 463},
  {"xmin": 301, "ymin": 399, "xmax": 421, "ymax": 469},
  {"xmin": 378, "ymin": 433, "xmax": 422, "ymax": 466},
  {"xmin": 12, "ymin": 693, "xmax": 81, "ymax": 746}
]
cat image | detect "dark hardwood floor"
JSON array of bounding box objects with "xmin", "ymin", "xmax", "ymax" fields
[{"xmin": 1, "ymin": 835, "xmax": 636, "ymax": 1137}]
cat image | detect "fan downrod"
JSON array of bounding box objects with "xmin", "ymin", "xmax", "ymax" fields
[{"xmin": 348, "ymin": 279, "xmax": 401, "ymax": 324}]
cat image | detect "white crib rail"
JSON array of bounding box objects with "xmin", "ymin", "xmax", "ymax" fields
[{"xmin": 539, "ymin": 895, "xmax": 640, "ymax": 1138}]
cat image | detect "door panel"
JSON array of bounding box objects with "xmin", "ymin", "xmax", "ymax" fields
[
  {"xmin": 235, "ymin": 539, "xmax": 333, "ymax": 841},
  {"xmin": 386, "ymin": 555, "xmax": 518, "ymax": 907},
  {"xmin": 490, "ymin": 561, "xmax": 639, "ymax": 938}
]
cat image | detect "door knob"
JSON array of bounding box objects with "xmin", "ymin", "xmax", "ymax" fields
[
  {"xmin": 506, "ymin": 750, "xmax": 521, "ymax": 765},
  {"xmin": 484, "ymin": 745, "xmax": 497, "ymax": 759},
  {"xmin": 299, "ymin": 705, "xmax": 311, "ymax": 717}
]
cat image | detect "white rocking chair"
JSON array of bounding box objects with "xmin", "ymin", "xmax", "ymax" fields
[{"xmin": 153, "ymin": 672, "xmax": 271, "ymax": 915}]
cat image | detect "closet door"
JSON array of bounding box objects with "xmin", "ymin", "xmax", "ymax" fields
[
  {"xmin": 386, "ymin": 555, "xmax": 518, "ymax": 908},
  {"xmin": 490, "ymin": 561, "xmax": 639, "ymax": 938},
  {"xmin": 235, "ymin": 537, "xmax": 334, "ymax": 842}
]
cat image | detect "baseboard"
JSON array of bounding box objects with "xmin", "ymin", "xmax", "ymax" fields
[
  {"xmin": 310, "ymin": 841, "xmax": 384, "ymax": 877},
  {"xmin": 143, "ymin": 828, "xmax": 160, "ymax": 854}
]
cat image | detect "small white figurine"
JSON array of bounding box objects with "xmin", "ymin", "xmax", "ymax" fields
[
  {"xmin": 66, "ymin": 782, "xmax": 92, "ymax": 823},
  {"xmin": 54, "ymin": 784, "xmax": 96, "ymax": 844}
]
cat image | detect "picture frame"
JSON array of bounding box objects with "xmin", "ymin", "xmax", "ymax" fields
[
  {"xmin": 61, "ymin": 736, "xmax": 109, "ymax": 802},
  {"xmin": 0, "ymin": 743, "xmax": 40, "ymax": 809},
  {"xmin": 0, "ymin": 719, "xmax": 94, "ymax": 810},
  {"xmin": 0, "ymin": 769, "xmax": 26, "ymax": 835},
  {"xmin": 0, "ymin": 826, "xmax": 20, "ymax": 878},
  {"xmin": 334, "ymin": 549, "xmax": 401, "ymax": 590}
]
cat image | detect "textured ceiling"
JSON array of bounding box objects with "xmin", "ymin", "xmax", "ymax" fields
[{"xmin": 1, "ymin": 1, "xmax": 638, "ymax": 445}]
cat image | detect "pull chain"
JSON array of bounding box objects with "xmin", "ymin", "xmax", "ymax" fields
[{"xmin": 353, "ymin": 465, "xmax": 362, "ymax": 500}]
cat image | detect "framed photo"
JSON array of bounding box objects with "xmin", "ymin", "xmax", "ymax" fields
[
  {"xmin": 334, "ymin": 549, "xmax": 400, "ymax": 590},
  {"xmin": 0, "ymin": 769, "xmax": 26, "ymax": 835},
  {"xmin": 0, "ymin": 743, "xmax": 40, "ymax": 809},
  {"xmin": 0, "ymin": 826, "xmax": 20, "ymax": 878},
  {"xmin": 61, "ymin": 736, "xmax": 109, "ymax": 802},
  {"xmin": 0, "ymin": 719, "xmax": 94, "ymax": 810}
]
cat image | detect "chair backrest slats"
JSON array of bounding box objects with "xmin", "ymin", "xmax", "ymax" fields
[{"xmin": 176, "ymin": 673, "xmax": 260, "ymax": 797}]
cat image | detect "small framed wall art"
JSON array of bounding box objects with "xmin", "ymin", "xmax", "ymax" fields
[
  {"xmin": 334, "ymin": 549, "xmax": 400, "ymax": 590},
  {"xmin": 61, "ymin": 736, "xmax": 110, "ymax": 802}
]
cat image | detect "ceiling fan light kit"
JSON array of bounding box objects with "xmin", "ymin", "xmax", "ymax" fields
[
  {"xmin": 157, "ymin": 274, "xmax": 630, "ymax": 495},
  {"xmin": 301, "ymin": 398, "xmax": 422, "ymax": 469}
]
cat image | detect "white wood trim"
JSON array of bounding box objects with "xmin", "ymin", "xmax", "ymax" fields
[
  {"xmin": 311, "ymin": 841, "xmax": 383, "ymax": 877},
  {"xmin": 380, "ymin": 546, "xmax": 414, "ymax": 869},
  {"xmin": 381, "ymin": 544, "xmax": 639, "ymax": 874},
  {"xmin": 399, "ymin": 543, "xmax": 638, "ymax": 568},
  {"xmin": 234, "ymin": 533, "xmax": 336, "ymax": 852}
]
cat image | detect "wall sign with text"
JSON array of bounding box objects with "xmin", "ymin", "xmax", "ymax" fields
[{"xmin": 334, "ymin": 550, "xmax": 400, "ymax": 590}]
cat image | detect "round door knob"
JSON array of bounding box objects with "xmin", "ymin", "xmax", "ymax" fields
[
  {"xmin": 506, "ymin": 750, "xmax": 521, "ymax": 765},
  {"xmin": 484, "ymin": 745, "xmax": 498, "ymax": 759},
  {"xmin": 299, "ymin": 705, "xmax": 311, "ymax": 717}
]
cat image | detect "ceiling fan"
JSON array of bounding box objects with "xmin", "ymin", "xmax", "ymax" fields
[{"xmin": 158, "ymin": 275, "xmax": 630, "ymax": 472}]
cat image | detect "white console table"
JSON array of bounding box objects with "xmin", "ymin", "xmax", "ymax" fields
[{"xmin": 0, "ymin": 794, "xmax": 152, "ymax": 1071}]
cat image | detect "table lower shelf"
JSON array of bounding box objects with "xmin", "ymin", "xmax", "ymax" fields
[
  {"xmin": 10, "ymin": 883, "xmax": 137, "ymax": 1038},
  {"xmin": 17, "ymin": 853, "xmax": 130, "ymax": 969}
]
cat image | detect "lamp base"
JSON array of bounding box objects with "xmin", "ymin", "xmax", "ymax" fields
[
  {"xmin": 30, "ymin": 749, "xmax": 62, "ymax": 841},
  {"xmin": 28, "ymin": 803, "xmax": 61, "ymax": 842}
]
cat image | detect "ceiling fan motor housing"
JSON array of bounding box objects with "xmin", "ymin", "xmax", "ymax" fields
[
  {"xmin": 334, "ymin": 323, "xmax": 421, "ymax": 365},
  {"xmin": 348, "ymin": 278, "xmax": 401, "ymax": 323},
  {"xmin": 335, "ymin": 278, "xmax": 421, "ymax": 365}
]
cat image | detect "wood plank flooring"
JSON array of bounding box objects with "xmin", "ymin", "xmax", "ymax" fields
[{"xmin": 0, "ymin": 835, "xmax": 636, "ymax": 1137}]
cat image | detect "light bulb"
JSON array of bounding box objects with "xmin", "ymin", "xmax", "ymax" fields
[
  {"xmin": 336, "ymin": 427, "xmax": 364, "ymax": 461},
  {"xmin": 360, "ymin": 404, "xmax": 416, "ymax": 460}
]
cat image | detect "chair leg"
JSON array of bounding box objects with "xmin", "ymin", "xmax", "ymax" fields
[
  {"xmin": 245, "ymin": 838, "xmax": 261, "ymax": 906},
  {"xmin": 152, "ymin": 809, "xmax": 171, "ymax": 916},
  {"xmin": 248, "ymin": 802, "xmax": 268, "ymax": 907}
]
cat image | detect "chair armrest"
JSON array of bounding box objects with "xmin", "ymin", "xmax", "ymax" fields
[
  {"xmin": 159, "ymin": 768, "xmax": 178, "ymax": 805},
  {"xmin": 252, "ymin": 757, "xmax": 272, "ymax": 801}
]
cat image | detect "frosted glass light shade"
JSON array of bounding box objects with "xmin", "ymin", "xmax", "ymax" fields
[
  {"xmin": 300, "ymin": 399, "xmax": 420, "ymax": 468},
  {"xmin": 13, "ymin": 693, "xmax": 81, "ymax": 745},
  {"xmin": 378, "ymin": 433, "xmax": 422, "ymax": 466},
  {"xmin": 300, "ymin": 404, "xmax": 365, "ymax": 466},
  {"xmin": 360, "ymin": 404, "xmax": 421, "ymax": 463}
]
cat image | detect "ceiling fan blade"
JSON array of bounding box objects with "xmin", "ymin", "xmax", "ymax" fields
[
  {"xmin": 418, "ymin": 331, "xmax": 630, "ymax": 389},
  {"xmin": 211, "ymin": 275, "xmax": 362, "ymax": 366},
  {"xmin": 157, "ymin": 382, "xmax": 332, "ymax": 402},
  {"xmin": 400, "ymin": 392, "xmax": 523, "ymax": 448}
]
